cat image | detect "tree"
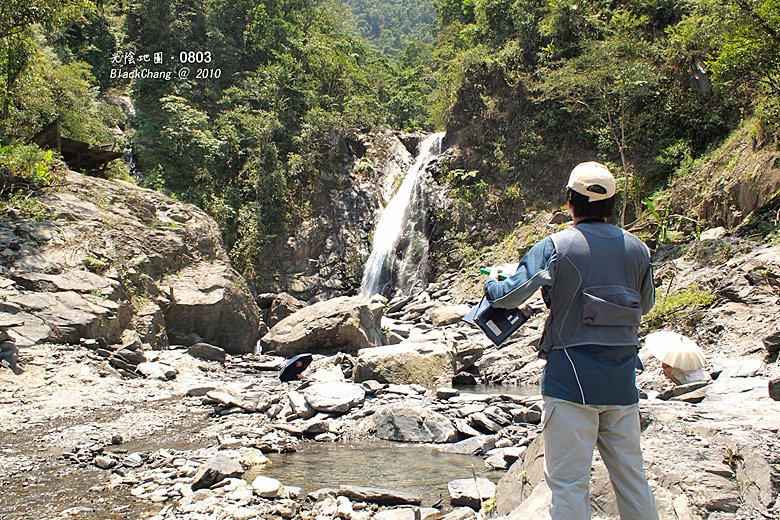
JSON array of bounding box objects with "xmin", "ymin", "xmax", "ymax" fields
[
  {"xmin": 0, "ymin": 0, "xmax": 92, "ymax": 128},
  {"xmin": 542, "ymin": 10, "xmax": 660, "ymax": 227}
]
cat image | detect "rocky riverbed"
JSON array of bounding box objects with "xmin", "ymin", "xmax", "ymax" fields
[
  {"xmin": 2, "ymin": 170, "xmax": 780, "ymax": 519},
  {"xmin": 3, "ymin": 251, "xmax": 780, "ymax": 520}
]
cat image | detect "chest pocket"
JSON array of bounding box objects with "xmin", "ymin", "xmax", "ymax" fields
[{"xmin": 582, "ymin": 285, "xmax": 641, "ymax": 327}]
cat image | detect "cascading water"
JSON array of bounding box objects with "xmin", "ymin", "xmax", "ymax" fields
[{"xmin": 360, "ymin": 132, "xmax": 445, "ymax": 299}]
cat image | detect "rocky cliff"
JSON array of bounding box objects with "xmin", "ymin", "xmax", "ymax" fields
[
  {"xmin": 258, "ymin": 132, "xmax": 423, "ymax": 303},
  {"xmin": 666, "ymin": 121, "xmax": 780, "ymax": 230},
  {"xmin": 0, "ymin": 171, "xmax": 261, "ymax": 354}
]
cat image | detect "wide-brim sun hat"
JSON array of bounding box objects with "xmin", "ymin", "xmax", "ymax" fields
[
  {"xmin": 567, "ymin": 161, "xmax": 616, "ymax": 202},
  {"xmin": 644, "ymin": 331, "xmax": 707, "ymax": 371}
]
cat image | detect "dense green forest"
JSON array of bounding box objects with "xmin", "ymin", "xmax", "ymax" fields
[
  {"xmin": 1, "ymin": 0, "xmax": 778, "ymax": 288},
  {"xmin": 341, "ymin": 0, "xmax": 436, "ymax": 55},
  {"xmin": 431, "ymin": 0, "xmax": 780, "ymax": 226}
]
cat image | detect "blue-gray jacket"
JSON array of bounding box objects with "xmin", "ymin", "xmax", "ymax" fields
[{"xmin": 484, "ymin": 222, "xmax": 654, "ymax": 405}]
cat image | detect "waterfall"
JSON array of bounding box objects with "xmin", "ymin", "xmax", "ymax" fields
[{"xmin": 360, "ymin": 132, "xmax": 445, "ymax": 299}]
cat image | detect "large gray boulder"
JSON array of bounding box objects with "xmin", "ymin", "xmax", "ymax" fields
[
  {"xmin": 353, "ymin": 339, "xmax": 456, "ymax": 387},
  {"xmin": 191, "ymin": 454, "xmax": 243, "ymax": 490},
  {"xmin": 1, "ymin": 291, "xmax": 128, "ymax": 346},
  {"xmin": 251, "ymin": 476, "xmax": 285, "ymax": 498},
  {"xmin": 188, "ymin": 342, "xmax": 227, "ymax": 363},
  {"xmin": 164, "ymin": 263, "xmax": 260, "ymax": 354},
  {"xmin": 261, "ymin": 296, "xmax": 384, "ymax": 356},
  {"xmin": 302, "ymin": 382, "xmax": 366, "ymax": 413},
  {"xmin": 373, "ymin": 404, "xmax": 457, "ymax": 443},
  {"xmin": 266, "ymin": 292, "xmax": 307, "ymax": 327},
  {"xmin": 495, "ymin": 436, "xmax": 544, "ymax": 516}
]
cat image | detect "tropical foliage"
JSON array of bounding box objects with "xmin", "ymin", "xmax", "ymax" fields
[{"xmin": 430, "ymin": 0, "xmax": 780, "ymax": 225}]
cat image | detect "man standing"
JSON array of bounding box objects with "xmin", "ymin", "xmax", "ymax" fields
[{"xmin": 484, "ymin": 162, "xmax": 658, "ymax": 519}]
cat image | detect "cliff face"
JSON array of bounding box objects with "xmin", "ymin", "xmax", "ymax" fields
[
  {"xmin": 667, "ymin": 122, "xmax": 780, "ymax": 231},
  {"xmin": 0, "ymin": 171, "xmax": 261, "ymax": 354},
  {"xmin": 260, "ymin": 131, "xmax": 420, "ymax": 302}
]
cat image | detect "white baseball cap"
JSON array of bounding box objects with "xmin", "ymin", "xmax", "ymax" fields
[{"xmin": 567, "ymin": 161, "xmax": 616, "ymax": 202}]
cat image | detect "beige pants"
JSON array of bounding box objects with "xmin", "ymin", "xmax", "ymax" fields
[{"xmin": 542, "ymin": 397, "xmax": 659, "ymax": 520}]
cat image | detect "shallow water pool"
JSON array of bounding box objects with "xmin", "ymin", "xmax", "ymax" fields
[{"xmin": 245, "ymin": 439, "xmax": 503, "ymax": 506}]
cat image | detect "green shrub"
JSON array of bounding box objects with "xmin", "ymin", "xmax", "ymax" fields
[
  {"xmin": 643, "ymin": 285, "xmax": 716, "ymax": 329},
  {"xmin": 0, "ymin": 143, "xmax": 59, "ymax": 219},
  {"xmin": 83, "ymin": 254, "xmax": 111, "ymax": 273}
]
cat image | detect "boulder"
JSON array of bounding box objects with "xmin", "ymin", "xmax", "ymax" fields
[
  {"xmin": 504, "ymin": 481, "xmax": 552, "ymax": 520},
  {"xmin": 769, "ymin": 378, "xmax": 780, "ymax": 401},
  {"xmin": 251, "ymin": 476, "xmax": 285, "ymax": 498},
  {"xmin": 266, "ymin": 292, "xmax": 307, "ymax": 326},
  {"xmin": 10, "ymin": 270, "xmax": 121, "ymax": 298},
  {"xmin": 448, "ymin": 478, "xmax": 497, "ymax": 509},
  {"xmin": 513, "ymin": 405, "xmax": 542, "ymax": 425},
  {"xmin": 468, "ymin": 412, "xmax": 503, "ymax": 434},
  {"xmin": 495, "ymin": 436, "xmax": 545, "ymax": 516},
  {"xmin": 2, "ymin": 292, "xmax": 126, "ymax": 345},
  {"xmin": 164, "ymin": 262, "xmax": 260, "ymax": 354},
  {"xmin": 136, "ymin": 361, "xmax": 177, "ymax": 380},
  {"xmin": 94, "ymin": 455, "xmax": 116, "ymax": 470},
  {"xmin": 287, "ymin": 390, "xmax": 316, "ymax": 419},
  {"xmin": 191, "ymin": 455, "xmax": 243, "ymax": 490},
  {"xmin": 0, "ymin": 171, "xmax": 260, "ymax": 355},
  {"xmin": 353, "ymin": 340, "xmax": 456, "ymax": 387},
  {"xmin": 373, "ymin": 404, "xmax": 457, "ymax": 443},
  {"xmin": 303, "ymin": 382, "xmax": 366, "ymax": 413},
  {"xmin": 261, "ymin": 296, "xmax": 384, "ymax": 356},
  {"xmin": 188, "ymin": 343, "xmax": 226, "ymax": 363},
  {"xmin": 437, "ymin": 435, "xmax": 496, "ymax": 456},
  {"xmin": 304, "ymin": 353, "xmax": 354, "ymax": 382},
  {"xmin": 436, "ymin": 387, "xmax": 460, "ymax": 400},
  {"xmin": 427, "ymin": 304, "xmax": 471, "ymax": 327},
  {"xmin": 455, "ymin": 342, "xmax": 483, "ymax": 373}
]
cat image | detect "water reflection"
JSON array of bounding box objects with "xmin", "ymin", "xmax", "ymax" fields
[
  {"xmin": 454, "ymin": 384, "xmax": 540, "ymax": 397},
  {"xmin": 245, "ymin": 439, "xmax": 502, "ymax": 506}
]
